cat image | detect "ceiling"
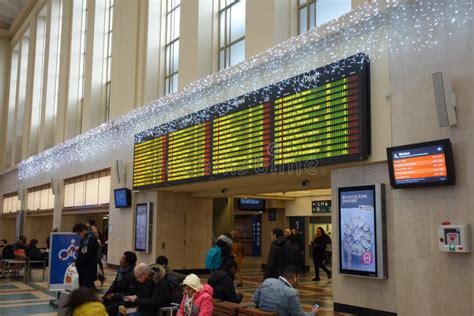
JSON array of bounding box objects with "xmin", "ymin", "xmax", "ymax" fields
[{"xmin": 0, "ymin": 0, "xmax": 31, "ymax": 30}]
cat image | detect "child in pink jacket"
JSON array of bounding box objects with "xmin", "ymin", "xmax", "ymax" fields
[{"xmin": 178, "ymin": 274, "xmax": 214, "ymax": 316}]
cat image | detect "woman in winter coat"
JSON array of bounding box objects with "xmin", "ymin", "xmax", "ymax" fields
[
  {"xmin": 310, "ymin": 227, "xmax": 332, "ymax": 281},
  {"xmin": 67, "ymin": 287, "xmax": 107, "ymax": 316},
  {"xmin": 178, "ymin": 274, "xmax": 214, "ymax": 316}
]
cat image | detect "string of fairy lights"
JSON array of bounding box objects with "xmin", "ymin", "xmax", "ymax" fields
[{"xmin": 18, "ymin": 0, "xmax": 473, "ymax": 179}]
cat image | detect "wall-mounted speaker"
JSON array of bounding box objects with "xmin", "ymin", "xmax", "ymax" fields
[
  {"xmin": 115, "ymin": 160, "xmax": 126, "ymax": 184},
  {"xmin": 17, "ymin": 188, "xmax": 24, "ymax": 201},
  {"xmin": 432, "ymin": 72, "xmax": 457, "ymax": 127},
  {"xmin": 51, "ymin": 178, "xmax": 59, "ymax": 195}
]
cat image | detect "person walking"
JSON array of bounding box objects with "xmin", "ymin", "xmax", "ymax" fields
[
  {"xmin": 310, "ymin": 227, "xmax": 331, "ymax": 281},
  {"xmin": 73, "ymin": 223, "xmax": 98, "ymax": 289},
  {"xmin": 230, "ymin": 230, "xmax": 244, "ymax": 287},
  {"xmin": 264, "ymin": 228, "xmax": 288, "ymax": 279}
]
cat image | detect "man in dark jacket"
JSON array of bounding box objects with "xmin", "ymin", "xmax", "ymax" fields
[
  {"xmin": 102, "ymin": 251, "xmax": 137, "ymax": 315},
  {"xmin": 150, "ymin": 255, "xmax": 186, "ymax": 283},
  {"xmin": 208, "ymin": 260, "xmax": 243, "ymax": 303},
  {"xmin": 124, "ymin": 263, "xmax": 171, "ymax": 316},
  {"xmin": 72, "ymin": 223, "xmax": 98, "ymax": 289},
  {"xmin": 1, "ymin": 239, "xmax": 14, "ymax": 259},
  {"xmin": 264, "ymin": 228, "xmax": 289, "ymax": 279}
]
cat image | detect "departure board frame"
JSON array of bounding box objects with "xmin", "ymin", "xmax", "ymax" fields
[{"xmin": 133, "ymin": 53, "xmax": 371, "ymax": 190}]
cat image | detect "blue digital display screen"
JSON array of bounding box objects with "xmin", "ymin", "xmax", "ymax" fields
[
  {"xmin": 238, "ymin": 198, "xmax": 265, "ymax": 211},
  {"xmin": 114, "ymin": 188, "xmax": 131, "ymax": 208}
]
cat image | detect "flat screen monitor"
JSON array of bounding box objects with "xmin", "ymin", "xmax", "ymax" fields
[
  {"xmin": 338, "ymin": 184, "xmax": 387, "ymax": 279},
  {"xmin": 386, "ymin": 139, "xmax": 455, "ymax": 189},
  {"xmin": 135, "ymin": 203, "xmax": 153, "ymax": 252},
  {"xmin": 238, "ymin": 198, "xmax": 265, "ymax": 211},
  {"xmin": 114, "ymin": 188, "xmax": 131, "ymax": 208}
]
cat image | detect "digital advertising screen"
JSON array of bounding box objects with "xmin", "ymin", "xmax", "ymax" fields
[
  {"xmin": 338, "ymin": 184, "xmax": 387, "ymax": 279},
  {"xmin": 387, "ymin": 139, "xmax": 455, "ymax": 189},
  {"xmin": 133, "ymin": 53, "xmax": 370, "ymax": 190},
  {"xmin": 114, "ymin": 188, "xmax": 131, "ymax": 208},
  {"xmin": 135, "ymin": 203, "xmax": 152, "ymax": 252}
]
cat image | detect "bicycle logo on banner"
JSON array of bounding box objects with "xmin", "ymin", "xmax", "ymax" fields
[{"xmin": 58, "ymin": 239, "xmax": 79, "ymax": 261}]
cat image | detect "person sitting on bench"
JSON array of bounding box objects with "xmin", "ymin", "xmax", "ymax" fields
[
  {"xmin": 102, "ymin": 251, "xmax": 137, "ymax": 316},
  {"xmin": 124, "ymin": 263, "xmax": 171, "ymax": 316},
  {"xmin": 208, "ymin": 260, "xmax": 243, "ymax": 303},
  {"xmin": 253, "ymin": 265, "xmax": 319, "ymax": 316}
]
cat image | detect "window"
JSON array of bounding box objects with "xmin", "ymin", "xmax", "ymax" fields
[
  {"xmin": 2, "ymin": 193, "xmax": 21, "ymax": 214},
  {"xmin": 298, "ymin": 0, "xmax": 352, "ymax": 34},
  {"xmin": 26, "ymin": 184, "xmax": 54, "ymax": 211},
  {"xmin": 63, "ymin": 169, "xmax": 111, "ymax": 208},
  {"xmin": 14, "ymin": 31, "xmax": 30, "ymax": 164},
  {"xmin": 218, "ymin": 0, "xmax": 245, "ymax": 71},
  {"xmin": 164, "ymin": 0, "xmax": 180, "ymax": 95},
  {"xmin": 43, "ymin": 0, "xmax": 63, "ymax": 149},
  {"xmin": 4, "ymin": 47, "xmax": 19, "ymax": 168},
  {"xmin": 298, "ymin": 0, "xmax": 316, "ymax": 34},
  {"xmin": 316, "ymin": 0, "xmax": 351, "ymax": 27},
  {"xmin": 78, "ymin": 0, "xmax": 88, "ymax": 132},
  {"xmin": 104, "ymin": 0, "xmax": 114, "ymax": 121},
  {"xmin": 30, "ymin": 7, "xmax": 48, "ymax": 155}
]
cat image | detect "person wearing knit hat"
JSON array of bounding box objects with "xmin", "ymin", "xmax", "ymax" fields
[
  {"xmin": 178, "ymin": 274, "xmax": 214, "ymax": 316},
  {"xmin": 183, "ymin": 274, "xmax": 203, "ymax": 292},
  {"xmin": 214, "ymin": 233, "xmax": 234, "ymax": 271}
]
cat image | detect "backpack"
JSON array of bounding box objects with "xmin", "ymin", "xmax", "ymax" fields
[
  {"xmin": 205, "ymin": 245, "xmax": 223, "ymax": 270},
  {"xmin": 166, "ymin": 274, "xmax": 183, "ymax": 304}
]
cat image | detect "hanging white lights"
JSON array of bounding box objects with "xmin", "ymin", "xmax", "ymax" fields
[{"xmin": 18, "ymin": 0, "xmax": 473, "ymax": 179}]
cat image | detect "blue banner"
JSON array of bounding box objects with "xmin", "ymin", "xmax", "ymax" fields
[
  {"xmin": 48, "ymin": 233, "xmax": 79, "ymax": 291},
  {"xmin": 252, "ymin": 217, "xmax": 262, "ymax": 255}
]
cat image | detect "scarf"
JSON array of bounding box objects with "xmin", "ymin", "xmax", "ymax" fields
[
  {"xmin": 80, "ymin": 232, "xmax": 93, "ymax": 254},
  {"xmin": 183, "ymin": 293, "xmax": 195, "ymax": 316}
]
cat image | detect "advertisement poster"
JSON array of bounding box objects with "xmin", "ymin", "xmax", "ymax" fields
[
  {"xmin": 339, "ymin": 189, "xmax": 376, "ymax": 274},
  {"xmin": 48, "ymin": 233, "xmax": 79, "ymax": 291},
  {"xmin": 135, "ymin": 203, "xmax": 148, "ymax": 252}
]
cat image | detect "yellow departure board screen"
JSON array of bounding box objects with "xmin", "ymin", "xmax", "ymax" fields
[
  {"xmin": 274, "ymin": 75, "xmax": 361, "ymax": 165},
  {"xmin": 133, "ymin": 53, "xmax": 369, "ymax": 189},
  {"xmin": 213, "ymin": 103, "xmax": 271, "ymax": 174},
  {"xmin": 167, "ymin": 122, "xmax": 211, "ymax": 181},
  {"xmin": 133, "ymin": 136, "xmax": 167, "ymax": 188}
]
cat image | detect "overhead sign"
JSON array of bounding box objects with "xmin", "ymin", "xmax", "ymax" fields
[{"xmin": 133, "ymin": 53, "xmax": 370, "ymax": 189}]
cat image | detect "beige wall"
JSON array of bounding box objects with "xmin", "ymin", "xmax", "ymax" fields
[
  {"xmin": 331, "ymin": 163, "xmax": 397, "ymax": 313},
  {"xmin": 155, "ymin": 192, "xmax": 213, "ymax": 270},
  {"xmin": 285, "ymin": 195, "xmax": 331, "ymax": 217},
  {"xmin": 0, "ymin": 217, "xmax": 16, "ymax": 242},
  {"xmin": 23, "ymin": 214, "xmax": 53, "ymax": 248}
]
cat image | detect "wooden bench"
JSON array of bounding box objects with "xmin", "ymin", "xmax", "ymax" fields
[
  {"xmin": 212, "ymin": 300, "xmax": 277, "ymax": 316},
  {"xmin": 238, "ymin": 307, "xmax": 278, "ymax": 316},
  {"xmin": 213, "ymin": 300, "xmax": 241, "ymax": 316}
]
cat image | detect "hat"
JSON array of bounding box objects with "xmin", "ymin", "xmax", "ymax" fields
[
  {"xmin": 183, "ymin": 274, "xmax": 203, "ymax": 292},
  {"xmin": 217, "ymin": 235, "xmax": 233, "ymax": 247}
]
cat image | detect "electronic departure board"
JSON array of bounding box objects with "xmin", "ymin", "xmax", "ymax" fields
[
  {"xmin": 133, "ymin": 53, "xmax": 370, "ymax": 189},
  {"xmin": 386, "ymin": 139, "xmax": 456, "ymax": 189}
]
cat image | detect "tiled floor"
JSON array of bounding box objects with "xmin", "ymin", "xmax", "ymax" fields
[{"xmin": 0, "ymin": 258, "xmax": 350, "ymax": 315}]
